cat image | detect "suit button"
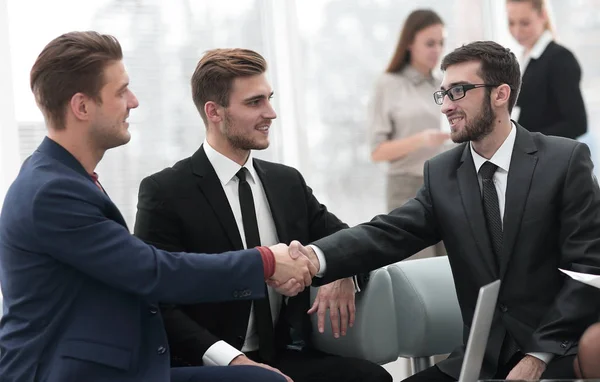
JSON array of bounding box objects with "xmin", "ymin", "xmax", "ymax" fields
[
  {"xmin": 157, "ymin": 345, "xmax": 166, "ymax": 355},
  {"xmin": 499, "ymin": 304, "xmax": 508, "ymax": 313},
  {"xmin": 149, "ymin": 306, "xmax": 158, "ymax": 315},
  {"xmin": 561, "ymin": 341, "xmax": 569, "ymax": 349}
]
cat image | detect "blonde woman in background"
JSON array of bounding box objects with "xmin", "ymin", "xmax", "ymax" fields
[
  {"xmin": 507, "ymin": 0, "xmax": 587, "ymax": 139},
  {"xmin": 369, "ymin": 9, "xmax": 449, "ymax": 259}
]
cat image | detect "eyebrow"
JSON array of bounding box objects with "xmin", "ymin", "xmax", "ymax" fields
[
  {"xmin": 440, "ymin": 81, "xmax": 471, "ymax": 91},
  {"xmin": 243, "ymin": 91, "xmax": 274, "ymax": 103},
  {"xmin": 116, "ymin": 82, "xmax": 129, "ymax": 93}
]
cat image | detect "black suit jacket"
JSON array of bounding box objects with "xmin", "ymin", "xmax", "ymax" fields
[
  {"xmin": 313, "ymin": 125, "xmax": 600, "ymax": 378},
  {"xmin": 134, "ymin": 145, "xmax": 360, "ymax": 366},
  {"xmin": 516, "ymin": 41, "xmax": 587, "ymax": 139}
]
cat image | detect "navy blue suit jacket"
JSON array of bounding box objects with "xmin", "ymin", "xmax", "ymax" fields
[{"xmin": 0, "ymin": 137, "xmax": 266, "ymax": 382}]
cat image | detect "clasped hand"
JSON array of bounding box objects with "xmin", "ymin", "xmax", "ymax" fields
[{"xmin": 267, "ymin": 240, "xmax": 319, "ymax": 296}]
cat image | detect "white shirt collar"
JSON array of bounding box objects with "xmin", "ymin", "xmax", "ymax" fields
[
  {"xmin": 527, "ymin": 30, "xmax": 553, "ymax": 60},
  {"xmin": 203, "ymin": 139, "xmax": 257, "ymax": 186},
  {"xmin": 470, "ymin": 122, "xmax": 517, "ymax": 174}
]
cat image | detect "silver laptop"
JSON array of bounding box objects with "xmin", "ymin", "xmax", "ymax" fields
[{"xmin": 458, "ymin": 280, "xmax": 501, "ymax": 382}]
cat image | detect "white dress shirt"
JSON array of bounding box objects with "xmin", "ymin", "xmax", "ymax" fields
[
  {"xmin": 470, "ymin": 123, "xmax": 552, "ymax": 365},
  {"xmin": 511, "ymin": 30, "xmax": 553, "ymax": 121},
  {"xmin": 202, "ymin": 141, "xmax": 282, "ymax": 366}
]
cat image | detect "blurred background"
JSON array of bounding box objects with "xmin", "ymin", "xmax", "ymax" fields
[{"xmin": 1, "ymin": 0, "xmax": 600, "ymax": 227}]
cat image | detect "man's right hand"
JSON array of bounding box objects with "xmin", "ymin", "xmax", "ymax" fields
[
  {"xmin": 229, "ymin": 354, "xmax": 293, "ymax": 382},
  {"xmin": 269, "ymin": 242, "xmax": 317, "ymax": 292},
  {"xmin": 419, "ymin": 129, "xmax": 450, "ymax": 148}
]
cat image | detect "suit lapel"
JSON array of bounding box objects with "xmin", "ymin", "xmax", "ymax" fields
[
  {"xmin": 191, "ymin": 145, "xmax": 244, "ymax": 249},
  {"xmin": 500, "ymin": 126, "xmax": 538, "ymax": 278},
  {"xmin": 253, "ymin": 160, "xmax": 289, "ymax": 244},
  {"xmin": 457, "ymin": 145, "xmax": 499, "ymax": 277}
]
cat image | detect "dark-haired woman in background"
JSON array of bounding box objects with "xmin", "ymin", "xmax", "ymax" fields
[
  {"xmin": 507, "ymin": 0, "xmax": 587, "ymax": 139},
  {"xmin": 369, "ymin": 9, "xmax": 449, "ymax": 259}
]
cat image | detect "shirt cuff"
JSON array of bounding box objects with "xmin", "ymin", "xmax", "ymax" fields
[
  {"xmin": 353, "ymin": 275, "xmax": 361, "ymax": 293},
  {"xmin": 202, "ymin": 340, "xmax": 243, "ymax": 366},
  {"xmin": 526, "ymin": 352, "xmax": 554, "ymax": 365},
  {"xmin": 308, "ymin": 244, "xmax": 326, "ymax": 277},
  {"xmin": 256, "ymin": 246, "xmax": 275, "ymax": 279}
]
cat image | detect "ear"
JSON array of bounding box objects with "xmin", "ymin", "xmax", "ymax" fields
[
  {"xmin": 205, "ymin": 101, "xmax": 223, "ymax": 124},
  {"xmin": 69, "ymin": 93, "xmax": 92, "ymax": 122},
  {"xmin": 492, "ymin": 84, "xmax": 511, "ymax": 109}
]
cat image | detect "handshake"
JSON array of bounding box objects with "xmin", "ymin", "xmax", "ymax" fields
[{"xmin": 266, "ymin": 240, "xmax": 320, "ymax": 297}]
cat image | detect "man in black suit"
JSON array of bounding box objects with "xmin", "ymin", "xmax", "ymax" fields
[
  {"xmin": 298, "ymin": 41, "xmax": 600, "ymax": 381},
  {"xmin": 134, "ymin": 48, "xmax": 391, "ymax": 382}
]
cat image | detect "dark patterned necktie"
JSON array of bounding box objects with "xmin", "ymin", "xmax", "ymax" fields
[{"xmin": 479, "ymin": 161, "xmax": 503, "ymax": 265}]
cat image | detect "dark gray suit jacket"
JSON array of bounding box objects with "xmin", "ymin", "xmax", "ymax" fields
[{"xmin": 314, "ymin": 124, "xmax": 600, "ymax": 378}]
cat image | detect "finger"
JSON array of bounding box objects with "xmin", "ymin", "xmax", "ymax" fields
[
  {"xmin": 292, "ymin": 282, "xmax": 303, "ymax": 296},
  {"xmin": 303, "ymin": 269, "xmax": 312, "ymax": 287},
  {"xmin": 285, "ymin": 282, "xmax": 302, "ymax": 297},
  {"xmin": 349, "ymin": 301, "xmax": 356, "ymax": 328},
  {"xmin": 306, "ymin": 257, "xmax": 318, "ymax": 277},
  {"xmin": 307, "ymin": 297, "xmax": 319, "ymax": 314},
  {"xmin": 271, "ymin": 367, "xmax": 293, "ymax": 382},
  {"xmin": 339, "ymin": 303, "xmax": 349, "ymax": 336},
  {"xmin": 329, "ymin": 303, "xmax": 340, "ymax": 338},
  {"xmin": 279, "ymin": 278, "xmax": 298, "ymax": 296},
  {"xmin": 266, "ymin": 279, "xmax": 280, "ymax": 288},
  {"xmin": 317, "ymin": 301, "xmax": 327, "ymax": 333}
]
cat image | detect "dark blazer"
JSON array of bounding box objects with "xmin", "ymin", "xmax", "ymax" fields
[
  {"xmin": 313, "ymin": 125, "xmax": 600, "ymax": 379},
  {"xmin": 134, "ymin": 145, "xmax": 360, "ymax": 366},
  {"xmin": 0, "ymin": 138, "xmax": 266, "ymax": 382},
  {"xmin": 516, "ymin": 41, "xmax": 587, "ymax": 139}
]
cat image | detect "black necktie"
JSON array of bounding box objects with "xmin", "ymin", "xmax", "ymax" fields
[
  {"xmin": 236, "ymin": 168, "xmax": 276, "ymax": 362},
  {"xmin": 479, "ymin": 161, "xmax": 503, "ymax": 265}
]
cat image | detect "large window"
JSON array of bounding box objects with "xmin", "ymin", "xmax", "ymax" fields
[{"xmin": 5, "ymin": 0, "xmax": 599, "ymax": 227}]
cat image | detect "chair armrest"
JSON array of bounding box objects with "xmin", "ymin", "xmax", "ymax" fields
[
  {"xmin": 387, "ymin": 257, "xmax": 463, "ymax": 357},
  {"xmin": 309, "ymin": 268, "xmax": 399, "ymax": 365}
]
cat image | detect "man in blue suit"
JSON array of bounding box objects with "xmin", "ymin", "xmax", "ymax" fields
[{"xmin": 0, "ymin": 31, "xmax": 316, "ymax": 382}]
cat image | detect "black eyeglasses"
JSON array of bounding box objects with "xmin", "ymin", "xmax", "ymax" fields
[{"xmin": 433, "ymin": 84, "xmax": 500, "ymax": 105}]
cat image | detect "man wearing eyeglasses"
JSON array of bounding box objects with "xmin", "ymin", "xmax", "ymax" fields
[{"xmin": 293, "ymin": 40, "xmax": 600, "ymax": 381}]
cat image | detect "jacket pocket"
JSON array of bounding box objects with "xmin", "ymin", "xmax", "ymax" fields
[{"xmin": 59, "ymin": 339, "xmax": 132, "ymax": 371}]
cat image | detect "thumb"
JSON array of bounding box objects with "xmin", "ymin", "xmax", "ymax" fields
[
  {"xmin": 307, "ymin": 296, "xmax": 319, "ymax": 314},
  {"xmin": 288, "ymin": 240, "xmax": 302, "ymax": 259}
]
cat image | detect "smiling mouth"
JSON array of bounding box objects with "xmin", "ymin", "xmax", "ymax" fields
[
  {"xmin": 256, "ymin": 125, "xmax": 269, "ymax": 132},
  {"xmin": 448, "ymin": 116, "xmax": 464, "ymax": 126}
]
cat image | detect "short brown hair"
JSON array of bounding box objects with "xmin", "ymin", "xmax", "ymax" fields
[
  {"xmin": 30, "ymin": 31, "xmax": 123, "ymax": 130},
  {"xmin": 441, "ymin": 41, "xmax": 522, "ymax": 112},
  {"xmin": 191, "ymin": 49, "xmax": 267, "ymax": 125},
  {"xmin": 386, "ymin": 9, "xmax": 444, "ymax": 73}
]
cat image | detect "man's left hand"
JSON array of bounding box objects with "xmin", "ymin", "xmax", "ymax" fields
[
  {"xmin": 506, "ymin": 355, "xmax": 547, "ymax": 380},
  {"xmin": 307, "ymin": 277, "xmax": 355, "ymax": 338}
]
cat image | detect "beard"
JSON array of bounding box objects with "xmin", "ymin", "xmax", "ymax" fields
[
  {"xmin": 451, "ymin": 97, "xmax": 495, "ymax": 143},
  {"xmin": 222, "ymin": 110, "xmax": 269, "ymax": 151},
  {"xmin": 90, "ymin": 118, "xmax": 131, "ymax": 151}
]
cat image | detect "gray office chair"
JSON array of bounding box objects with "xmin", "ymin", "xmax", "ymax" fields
[
  {"xmin": 310, "ymin": 267, "xmax": 399, "ymax": 365},
  {"xmin": 387, "ymin": 256, "xmax": 463, "ymax": 373}
]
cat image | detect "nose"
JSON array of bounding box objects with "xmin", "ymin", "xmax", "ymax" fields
[
  {"xmin": 129, "ymin": 91, "xmax": 140, "ymax": 109},
  {"xmin": 264, "ymin": 102, "xmax": 277, "ymax": 120},
  {"xmin": 440, "ymin": 94, "xmax": 455, "ymax": 115}
]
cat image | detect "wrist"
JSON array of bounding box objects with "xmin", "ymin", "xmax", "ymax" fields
[
  {"xmin": 229, "ymin": 354, "xmax": 253, "ymax": 366},
  {"xmin": 306, "ymin": 247, "xmax": 320, "ymax": 273}
]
